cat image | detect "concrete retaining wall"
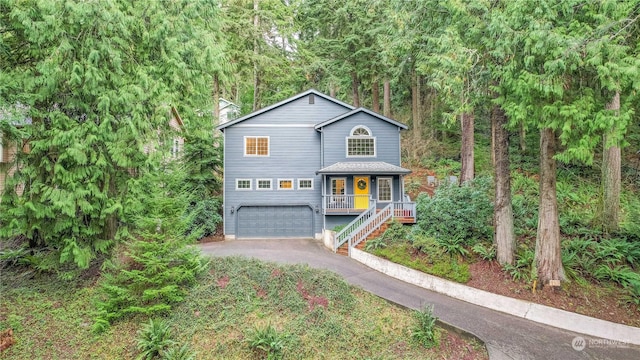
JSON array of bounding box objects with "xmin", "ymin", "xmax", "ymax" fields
[{"xmin": 350, "ymin": 248, "xmax": 640, "ymax": 345}]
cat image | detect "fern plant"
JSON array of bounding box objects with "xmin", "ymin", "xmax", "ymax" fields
[
  {"xmin": 136, "ymin": 319, "xmax": 176, "ymax": 360},
  {"xmin": 411, "ymin": 305, "xmax": 439, "ymax": 348},
  {"xmin": 246, "ymin": 323, "xmax": 288, "ymax": 360},
  {"xmin": 162, "ymin": 344, "xmax": 196, "ymax": 360},
  {"xmin": 472, "ymin": 243, "xmax": 496, "ymax": 261},
  {"xmin": 503, "ymin": 247, "xmax": 535, "ymax": 282}
]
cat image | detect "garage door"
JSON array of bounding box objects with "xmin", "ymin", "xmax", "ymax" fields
[{"xmin": 236, "ymin": 205, "xmax": 314, "ymax": 238}]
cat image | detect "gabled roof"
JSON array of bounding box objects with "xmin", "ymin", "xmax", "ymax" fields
[
  {"xmin": 314, "ymin": 107, "xmax": 408, "ymax": 130},
  {"xmin": 219, "ymin": 98, "xmax": 239, "ymax": 111},
  {"xmin": 317, "ymin": 161, "xmax": 411, "ymax": 175},
  {"xmin": 216, "ymin": 89, "xmax": 355, "ymax": 131}
]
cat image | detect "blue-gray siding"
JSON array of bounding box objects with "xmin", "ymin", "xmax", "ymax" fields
[
  {"xmin": 222, "ymin": 94, "xmax": 351, "ymax": 237},
  {"xmin": 325, "ymin": 215, "xmax": 358, "ymax": 231},
  {"xmin": 320, "ymin": 112, "xmax": 402, "ymax": 167}
]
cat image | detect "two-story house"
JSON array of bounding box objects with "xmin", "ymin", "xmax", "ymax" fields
[{"xmin": 216, "ymin": 89, "xmax": 415, "ymax": 253}]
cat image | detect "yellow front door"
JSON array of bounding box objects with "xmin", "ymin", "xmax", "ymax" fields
[{"xmin": 354, "ymin": 176, "xmax": 369, "ymax": 209}]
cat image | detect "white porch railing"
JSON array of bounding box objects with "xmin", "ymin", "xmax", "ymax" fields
[
  {"xmin": 324, "ymin": 195, "xmax": 374, "ymax": 213},
  {"xmin": 393, "ymin": 201, "xmax": 417, "ymax": 218}
]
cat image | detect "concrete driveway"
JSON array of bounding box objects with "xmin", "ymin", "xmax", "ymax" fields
[{"xmin": 200, "ymin": 238, "xmax": 640, "ymax": 360}]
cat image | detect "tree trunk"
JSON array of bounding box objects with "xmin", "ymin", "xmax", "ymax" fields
[
  {"xmin": 491, "ymin": 112, "xmax": 496, "ymax": 167},
  {"xmin": 460, "ymin": 112, "xmax": 475, "ymax": 184},
  {"xmin": 372, "ymin": 78, "xmax": 380, "ymax": 113},
  {"xmin": 493, "ymin": 105, "xmax": 514, "ymax": 265},
  {"xmin": 412, "ymin": 71, "xmax": 421, "ymax": 159},
  {"xmin": 602, "ymin": 92, "xmax": 621, "ymax": 233},
  {"xmin": 213, "ymin": 74, "xmax": 220, "ymax": 126},
  {"xmin": 252, "ymin": 0, "xmax": 260, "ymax": 111},
  {"xmin": 519, "ymin": 122, "xmax": 526, "ymax": 152},
  {"xmin": 383, "ymin": 78, "xmax": 391, "ymax": 118},
  {"xmin": 536, "ymin": 128, "xmax": 565, "ymax": 286},
  {"xmin": 351, "ymin": 72, "xmax": 360, "ymax": 107}
]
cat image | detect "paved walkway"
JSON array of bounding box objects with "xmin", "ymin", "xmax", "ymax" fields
[{"xmin": 200, "ymin": 239, "xmax": 640, "ymax": 360}]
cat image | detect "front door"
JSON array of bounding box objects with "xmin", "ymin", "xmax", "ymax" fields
[{"xmin": 354, "ymin": 176, "xmax": 369, "ymax": 209}]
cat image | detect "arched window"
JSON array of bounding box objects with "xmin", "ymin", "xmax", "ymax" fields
[{"xmin": 347, "ymin": 126, "xmax": 375, "ymax": 157}]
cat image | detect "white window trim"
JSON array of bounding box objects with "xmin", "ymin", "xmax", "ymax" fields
[
  {"xmin": 350, "ymin": 125, "xmax": 372, "ymax": 136},
  {"xmin": 346, "ymin": 125, "xmax": 376, "ymax": 158},
  {"xmin": 256, "ymin": 178, "xmax": 273, "ymax": 190},
  {"xmin": 243, "ymin": 136, "xmax": 270, "ymax": 157},
  {"xmin": 377, "ymin": 177, "xmax": 393, "ymax": 202},
  {"xmin": 297, "ymin": 178, "xmax": 314, "ymax": 190},
  {"xmin": 235, "ymin": 179, "xmax": 252, "ymax": 190},
  {"xmin": 277, "ymin": 178, "xmax": 294, "ymax": 190}
]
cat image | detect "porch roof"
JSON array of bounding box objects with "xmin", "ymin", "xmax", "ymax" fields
[{"xmin": 316, "ymin": 161, "xmax": 411, "ymax": 175}]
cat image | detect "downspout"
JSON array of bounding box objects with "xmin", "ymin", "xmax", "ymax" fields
[
  {"xmin": 221, "ymin": 129, "xmax": 227, "ymax": 237},
  {"xmin": 319, "ymin": 128, "xmax": 324, "ymax": 167},
  {"xmin": 322, "ymin": 174, "xmax": 326, "ymax": 231}
]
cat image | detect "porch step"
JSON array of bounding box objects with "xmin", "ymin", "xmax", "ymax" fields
[
  {"xmin": 350, "ymin": 222, "xmax": 390, "ymax": 253},
  {"xmin": 336, "ymin": 243, "xmax": 349, "ymax": 256},
  {"xmin": 395, "ymin": 217, "xmax": 416, "ymax": 224}
]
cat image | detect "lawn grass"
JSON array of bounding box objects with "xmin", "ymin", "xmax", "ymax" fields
[{"xmin": 0, "ymin": 257, "xmax": 486, "ymax": 359}]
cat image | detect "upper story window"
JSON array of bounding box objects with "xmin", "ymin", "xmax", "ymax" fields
[
  {"xmin": 347, "ymin": 126, "xmax": 375, "ymax": 157},
  {"xmin": 245, "ymin": 136, "xmax": 269, "ymax": 156}
]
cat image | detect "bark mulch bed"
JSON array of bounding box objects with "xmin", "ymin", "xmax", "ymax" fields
[{"xmin": 467, "ymin": 260, "xmax": 640, "ymax": 328}]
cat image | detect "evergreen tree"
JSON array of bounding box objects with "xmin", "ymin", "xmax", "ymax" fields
[
  {"xmin": 491, "ymin": 0, "xmax": 638, "ymax": 285},
  {"xmin": 0, "ymin": 0, "xmax": 225, "ymax": 270}
]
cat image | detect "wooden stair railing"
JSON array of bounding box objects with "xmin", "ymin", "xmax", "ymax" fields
[{"xmin": 333, "ymin": 203, "xmax": 393, "ymax": 256}]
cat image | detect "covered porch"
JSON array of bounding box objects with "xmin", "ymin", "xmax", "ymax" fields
[{"xmin": 316, "ymin": 161, "xmax": 416, "ymax": 222}]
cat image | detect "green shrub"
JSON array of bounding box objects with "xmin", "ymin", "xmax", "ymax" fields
[
  {"xmin": 93, "ymin": 234, "xmax": 209, "ymax": 331},
  {"xmin": 430, "ymin": 260, "xmax": 470, "ymax": 283},
  {"xmin": 416, "ymin": 176, "xmax": 493, "ymax": 249},
  {"xmin": 409, "ymin": 231, "xmax": 445, "ymax": 260},
  {"xmin": 136, "ymin": 319, "xmax": 176, "ymax": 360},
  {"xmin": 365, "ymin": 221, "xmax": 408, "ymax": 251},
  {"xmin": 411, "ymin": 305, "xmax": 440, "ymax": 348},
  {"xmin": 183, "ymin": 198, "xmax": 222, "ymax": 239},
  {"xmin": 373, "ymin": 242, "xmax": 469, "ymax": 283},
  {"xmin": 332, "ymin": 224, "xmax": 347, "ymax": 233},
  {"xmin": 379, "ymin": 220, "xmax": 409, "ymax": 243},
  {"xmin": 364, "ymin": 236, "xmax": 387, "ymax": 251},
  {"xmin": 246, "ymin": 323, "xmax": 288, "ymax": 360},
  {"xmin": 621, "ymin": 195, "xmax": 640, "ymax": 241}
]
